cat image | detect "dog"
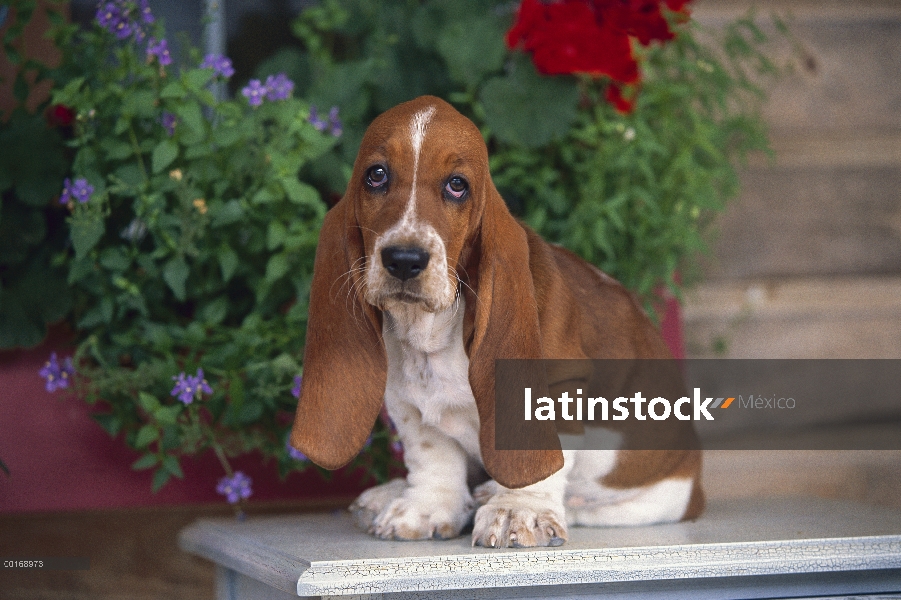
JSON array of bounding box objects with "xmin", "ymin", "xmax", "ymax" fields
[{"xmin": 290, "ymin": 96, "xmax": 703, "ymax": 548}]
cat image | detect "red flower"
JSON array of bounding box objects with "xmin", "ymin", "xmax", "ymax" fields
[
  {"xmin": 594, "ymin": 0, "xmax": 675, "ymax": 46},
  {"xmin": 505, "ymin": 0, "xmax": 546, "ymax": 49},
  {"xmin": 604, "ymin": 82, "xmax": 635, "ymax": 113},
  {"xmin": 665, "ymin": 0, "xmax": 691, "ymax": 12},
  {"xmin": 506, "ymin": 0, "xmax": 691, "ymax": 112},
  {"xmin": 507, "ymin": 0, "xmax": 639, "ymax": 83},
  {"xmin": 46, "ymin": 104, "xmax": 75, "ymax": 128}
]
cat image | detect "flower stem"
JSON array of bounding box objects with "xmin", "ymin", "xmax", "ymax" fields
[
  {"xmin": 209, "ymin": 431, "xmax": 247, "ymax": 519},
  {"xmin": 211, "ymin": 439, "xmax": 233, "ymax": 476},
  {"xmin": 128, "ymin": 126, "xmax": 148, "ymax": 182}
]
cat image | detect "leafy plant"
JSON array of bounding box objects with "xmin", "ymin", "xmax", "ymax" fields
[
  {"xmin": 0, "ymin": 1, "xmax": 72, "ymax": 348},
  {"xmin": 44, "ymin": 1, "xmax": 400, "ymax": 503}
]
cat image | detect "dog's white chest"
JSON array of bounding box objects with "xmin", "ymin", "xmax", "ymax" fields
[{"xmin": 382, "ymin": 300, "xmax": 481, "ymax": 458}]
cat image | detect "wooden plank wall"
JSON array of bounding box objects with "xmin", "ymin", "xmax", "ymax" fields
[
  {"xmin": 687, "ymin": 0, "xmax": 901, "ymax": 517},
  {"xmin": 687, "ymin": 0, "xmax": 901, "ymax": 356}
]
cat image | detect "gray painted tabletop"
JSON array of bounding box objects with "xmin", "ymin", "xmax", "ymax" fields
[{"xmin": 179, "ymin": 497, "xmax": 901, "ymax": 597}]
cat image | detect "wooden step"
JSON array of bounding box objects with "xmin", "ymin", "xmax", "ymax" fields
[{"xmin": 179, "ymin": 497, "xmax": 901, "ymax": 599}]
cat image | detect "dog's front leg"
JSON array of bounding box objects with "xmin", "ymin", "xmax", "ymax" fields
[
  {"xmin": 471, "ymin": 450, "xmax": 574, "ymax": 548},
  {"xmin": 359, "ymin": 402, "xmax": 475, "ymax": 541}
]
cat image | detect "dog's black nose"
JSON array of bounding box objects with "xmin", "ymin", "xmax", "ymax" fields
[{"xmin": 381, "ymin": 246, "xmax": 430, "ymax": 281}]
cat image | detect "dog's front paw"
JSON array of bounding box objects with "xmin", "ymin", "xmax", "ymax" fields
[
  {"xmin": 349, "ymin": 478, "xmax": 408, "ymax": 531},
  {"xmin": 472, "ymin": 495, "xmax": 568, "ymax": 548},
  {"xmin": 370, "ymin": 492, "xmax": 474, "ymax": 541},
  {"xmin": 472, "ymin": 479, "xmax": 500, "ymax": 506}
]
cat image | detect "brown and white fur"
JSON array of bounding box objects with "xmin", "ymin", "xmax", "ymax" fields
[{"xmin": 290, "ymin": 96, "xmax": 704, "ymax": 548}]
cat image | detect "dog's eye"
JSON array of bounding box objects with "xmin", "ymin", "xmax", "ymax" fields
[
  {"xmin": 444, "ymin": 176, "xmax": 469, "ymax": 201},
  {"xmin": 365, "ymin": 166, "xmax": 388, "ymax": 191}
]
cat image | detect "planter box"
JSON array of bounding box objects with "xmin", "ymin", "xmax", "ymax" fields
[
  {"xmin": 0, "ymin": 302, "xmax": 683, "ymax": 514},
  {"xmin": 0, "ymin": 326, "xmax": 366, "ymax": 513}
]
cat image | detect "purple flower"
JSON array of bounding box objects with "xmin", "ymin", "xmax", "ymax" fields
[
  {"xmin": 391, "ymin": 438, "xmax": 403, "ymax": 453},
  {"xmin": 39, "ymin": 353, "xmax": 75, "ymax": 392},
  {"xmin": 60, "ymin": 177, "xmax": 94, "ymax": 204},
  {"xmin": 138, "ymin": 0, "xmax": 154, "ymax": 24},
  {"xmin": 308, "ymin": 105, "xmax": 342, "ymax": 137},
  {"xmin": 95, "ymin": 1, "xmax": 155, "ymax": 41},
  {"xmin": 307, "ymin": 105, "xmax": 328, "ymax": 132},
  {"xmin": 216, "ymin": 471, "xmax": 253, "ymax": 504},
  {"xmin": 170, "ymin": 368, "xmax": 213, "ymax": 405},
  {"xmin": 200, "ymin": 54, "xmax": 235, "ymax": 78},
  {"xmin": 147, "ymin": 37, "xmax": 171, "ymax": 66},
  {"xmin": 95, "ymin": 2, "xmax": 119, "ymax": 29},
  {"xmin": 241, "ymin": 79, "xmax": 266, "ymax": 107},
  {"xmin": 327, "ymin": 106, "xmax": 343, "ymax": 137},
  {"xmin": 264, "ymin": 73, "xmax": 294, "ymax": 101},
  {"xmin": 286, "ymin": 440, "xmax": 307, "ymax": 461},
  {"xmin": 96, "ymin": 2, "xmax": 132, "ymax": 39},
  {"xmin": 291, "ymin": 375, "xmax": 302, "ymax": 399},
  {"xmin": 160, "ymin": 111, "xmax": 177, "ymax": 136}
]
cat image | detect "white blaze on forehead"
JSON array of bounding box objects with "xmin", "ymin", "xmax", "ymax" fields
[
  {"xmin": 410, "ymin": 105, "xmax": 436, "ymax": 160},
  {"xmin": 402, "ymin": 106, "xmax": 436, "ymax": 223}
]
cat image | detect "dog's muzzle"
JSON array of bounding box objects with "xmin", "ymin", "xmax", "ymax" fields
[{"xmin": 381, "ymin": 246, "xmax": 430, "ymax": 282}]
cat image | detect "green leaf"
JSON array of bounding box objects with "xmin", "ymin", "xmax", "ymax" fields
[
  {"xmin": 198, "ymin": 296, "xmax": 228, "ymax": 325},
  {"xmin": 132, "ymin": 454, "xmax": 159, "ymax": 471},
  {"xmin": 113, "ymin": 163, "xmax": 144, "ymax": 188},
  {"xmin": 155, "ymin": 405, "xmax": 182, "ymax": 426},
  {"xmin": 135, "ymin": 424, "xmax": 160, "ymax": 448},
  {"xmin": 123, "ymin": 90, "xmax": 157, "ymax": 118},
  {"xmin": 152, "ymin": 140, "xmax": 178, "ymax": 173},
  {"xmin": 99, "ymin": 248, "xmax": 131, "ymax": 271},
  {"xmin": 101, "ymin": 138, "xmax": 133, "ymax": 160},
  {"xmin": 161, "ymin": 455, "xmax": 184, "ymax": 479},
  {"xmin": 138, "ymin": 392, "xmax": 160, "ymax": 413},
  {"xmin": 265, "ymin": 254, "xmax": 289, "ymax": 283},
  {"xmin": 53, "ymin": 76, "xmax": 85, "ymax": 106},
  {"xmin": 163, "ymin": 256, "xmax": 189, "ymax": 301},
  {"xmin": 281, "ymin": 178, "xmax": 319, "ymax": 205},
  {"xmin": 160, "ymin": 81, "xmax": 186, "ymax": 99},
  {"xmin": 151, "ymin": 467, "xmax": 171, "ymax": 493},
  {"xmin": 436, "ymin": 16, "xmax": 506, "ymax": 88},
  {"xmin": 218, "ymin": 246, "xmax": 239, "ymax": 282},
  {"xmin": 479, "ymin": 58, "xmax": 580, "ymax": 148},
  {"xmin": 160, "ymin": 425, "xmax": 180, "ymax": 451},
  {"xmin": 175, "ymin": 101, "xmax": 205, "ymax": 145},
  {"xmin": 92, "ymin": 413, "xmax": 123, "ymax": 436},
  {"xmin": 212, "ymin": 125, "xmax": 243, "ymax": 148},
  {"xmin": 237, "ymin": 402, "xmax": 263, "ymax": 424},
  {"xmin": 267, "ymin": 221, "xmax": 287, "ymax": 250},
  {"xmin": 184, "ymin": 68, "xmax": 212, "ymax": 93},
  {"xmin": 70, "ymin": 215, "xmax": 105, "ymax": 259},
  {"xmin": 211, "ymin": 200, "xmax": 244, "ymax": 227},
  {"xmin": 251, "ymin": 187, "xmax": 277, "ymax": 205},
  {"xmin": 77, "ymin": 296, "xmax": 114, "ymax": 328},
  {"xmin": 271, "ymin": 352, "xmax": 299, "ymax": 376}
]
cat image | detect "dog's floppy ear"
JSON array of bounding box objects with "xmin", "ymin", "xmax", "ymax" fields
[
  {"xmin": 464, "ymin": 186, "xmax": 564, "ymax": 489},
  {"xmin": 290, "ymin": 197, "xmax": 387, "ymax": 470}
]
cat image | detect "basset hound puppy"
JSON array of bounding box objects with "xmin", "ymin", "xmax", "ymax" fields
[{"xmin": 290, "ymin": 96, "xmax": 704, "ymax": 548}]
